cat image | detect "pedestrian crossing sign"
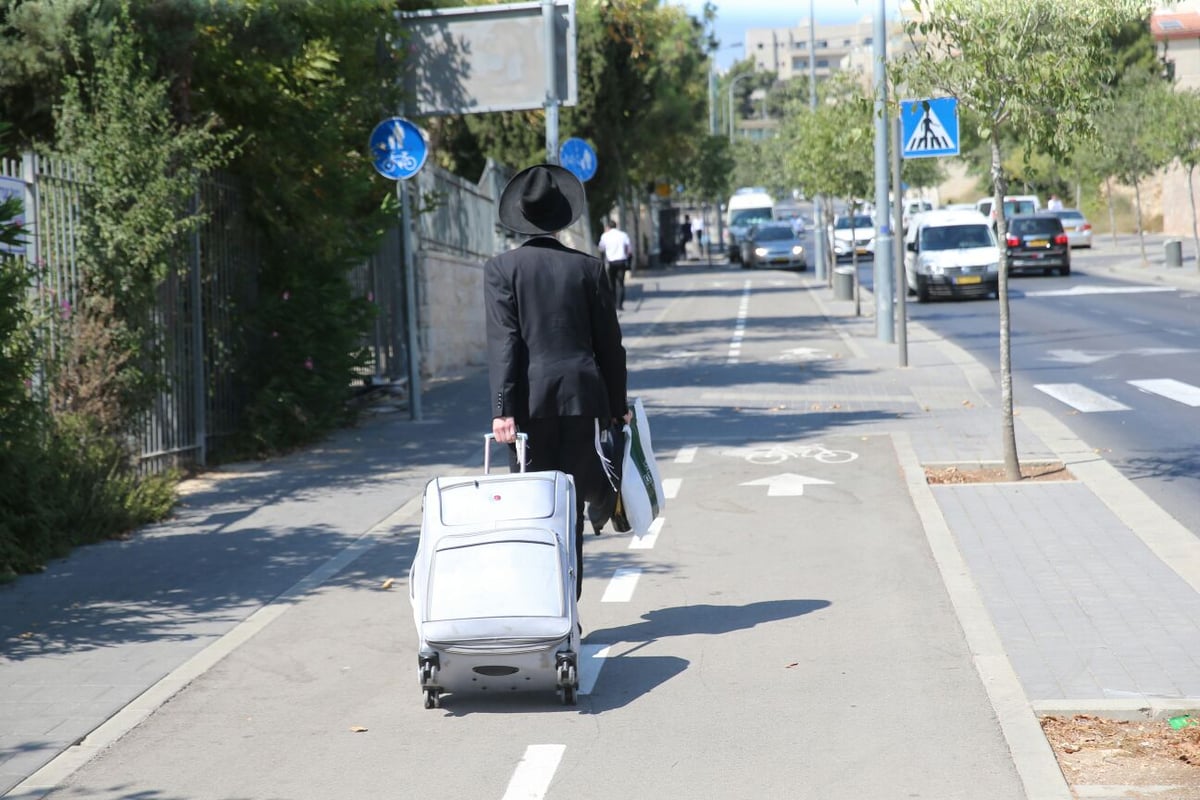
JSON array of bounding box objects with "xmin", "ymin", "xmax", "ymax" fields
[{"xmin": 900, "ymin": 97, "xmax": 959, "ymax": 159}]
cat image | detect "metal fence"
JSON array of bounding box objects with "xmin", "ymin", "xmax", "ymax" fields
[
  {"xmin": 1, "ymin": 153, "xmax": 257, "ymax": 473},
  {"xmin": 2, "ymin": 150, "xmax": 570, "ymax": 473}
]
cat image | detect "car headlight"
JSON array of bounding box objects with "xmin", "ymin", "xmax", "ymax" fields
[
  {"xmin": 918, "ymin": 257, "xmax": 941, "ymax": 275},
  {"xmin": 792, "ymin": 246, "xmax": 804, "ymax": 256},
  {"xmin": 755, "ymin": 247, "xmax": 768, "ymax": 257},
  {"xmin": 986, "ymin": 262, "xmax": 999, "ymax": 273}
]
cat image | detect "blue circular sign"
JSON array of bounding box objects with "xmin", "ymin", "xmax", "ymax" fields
[
  {"xmin": 369, "ymin": 117, "xmax": 428, "ymax": 181},
  {"xmin": 559, "ymin": 137, "xmax": 598, "ymax": 182}
]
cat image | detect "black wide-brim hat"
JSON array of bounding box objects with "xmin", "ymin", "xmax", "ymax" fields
[{"xmin": 498, "ymin": 163, "xmax": 586, "ymax": 235}]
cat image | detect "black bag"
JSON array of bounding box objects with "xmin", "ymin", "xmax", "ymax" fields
[{"xmin": 585, "ymin": 421, "xmax": 629, "ymax": 534}]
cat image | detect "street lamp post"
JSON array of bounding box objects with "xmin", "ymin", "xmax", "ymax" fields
[
  {"xmin": 809, "ymin": 0, "xmax": 827, "ymax": 281},
  {"xmin": 728, "ymin": 73, "xmax": 753, "ymax": 144}
]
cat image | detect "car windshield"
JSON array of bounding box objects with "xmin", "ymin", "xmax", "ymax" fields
[
  {"xmin": 920, "ymin": 224, "xmax": 994, "ymax": 250},
  {"xmin": 1003, "ymin": 200, "xmax": 1037, "ymax": 216},
  {"xmin": 835, "ymin": 215, "xmax": 872, "ymax": 229},
  {"xmin": 754, "ymin": 226, "xmax": 795, "ymax": 241},
  {"xmin": 731, "ymin": 208, "xmax": 773, "ymax": 226},
  {"xmin": 1010, "ymin": 218, "xmax": 1062, "ymax": 235},
  {"xmin": 1054, "ymin": 211, "xmax": 1085, "ymax": 222}
]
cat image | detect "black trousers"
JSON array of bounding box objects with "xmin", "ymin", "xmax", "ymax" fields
[
  {"xmin": 605, "ymin": 259, "xmax": 628, "ymax": 309},
  {"xmin": 508, "ymin": 416, "xmax": 602, "ymax": 600}
]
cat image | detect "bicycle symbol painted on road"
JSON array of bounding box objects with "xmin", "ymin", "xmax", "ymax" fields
[{"xmin": 741, "ymin": 442, "xmax": 858, "ymax": 465}]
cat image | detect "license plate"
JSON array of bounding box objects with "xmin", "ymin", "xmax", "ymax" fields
[
  {"xmin": 956, "ymin": 275, "xmax": 982, "ymax": 285},
  {"xmin": 1029, "ymin": 239, "xmax": 1048, "ymax": 247}
]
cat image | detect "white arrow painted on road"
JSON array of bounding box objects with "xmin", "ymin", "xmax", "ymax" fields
[
  {"xmin": 1044, "ymin": 346, "xmax": 1194, "ymax": 365},
  {"xmin": 776, "ymin": 346, "xmax": 831, "ymax": 362},
  {"xmin": 741, "ymin": 473, "xmax": 833, "ymax": 496}
]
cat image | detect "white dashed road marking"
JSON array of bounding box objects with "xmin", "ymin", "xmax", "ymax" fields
[
  {"xmin": 662, "ymin": 478, "xmax": 681, "ymax": 500},
  {"xmin": 628, "ymin": 517, "xmax": 663, "ymax": 550},
  {"xmin": 501, "ymin": 745, "xmax": 565, "ymax": 800},
  {"xmin": 726, "ymin": 281, "xmax": 751, "ymax": 364},
  {"xmin": 601, "ymin": 568, "xmax": 642, "ymax": 602},
  {"xmin": 674, "ymin": 446, "xmax": 697, "ymax": 464},
  {"xmin": 577, "ymin": 644, "xmax": 610, "ymax": 695}
]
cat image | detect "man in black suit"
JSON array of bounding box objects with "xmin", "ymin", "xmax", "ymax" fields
[{"xmin": 486, "ymin": 164, "xmax": 630, "ymax": 599}]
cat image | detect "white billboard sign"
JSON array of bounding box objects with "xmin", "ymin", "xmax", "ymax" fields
[{"xmin": 401, "ymin": 1, "xmax": 577, "ymax": 117}]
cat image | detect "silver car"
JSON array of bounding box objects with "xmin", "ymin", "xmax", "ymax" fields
[
  {"xmin": 741, "ymin": 222, "xmax": 807, "ymax": 270},
  {"xmin": 1046, "ymin": 208, "xmax": 1093, "ymax": 248}
]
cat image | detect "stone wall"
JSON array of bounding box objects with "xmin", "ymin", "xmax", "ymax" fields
[{"xmin": 417, "ymin": 249, "xmax": 487, "ymax": 379}]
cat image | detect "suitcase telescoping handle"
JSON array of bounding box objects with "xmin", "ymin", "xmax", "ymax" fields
[{"xmin": 484, "ymin": 432, "xmax": 527, "ymax": 474}]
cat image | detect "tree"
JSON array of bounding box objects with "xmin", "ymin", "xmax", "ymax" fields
[
  {"xmin": 893, "ymin": 0, "xmax": 1151, "ymax": 481},
  {"xmin": 1098, "ymin": 69, "xmax": 1173, "ymax": 261},
  {"xmin": 778, "ymin": 73, "xmax": 873, "ymax": 283},
  {"xmin": 1163, "ymin": 88, "xmax": 1200, "ymax": 264}
]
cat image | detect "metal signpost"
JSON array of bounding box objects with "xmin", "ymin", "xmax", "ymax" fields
[
  {"xmin": 897, "ymin": 97, "xmax": 960, "ymax": 367},
  {"xmin": 370, "ymin": 117, "xmax": 429, "ymax": 420}
]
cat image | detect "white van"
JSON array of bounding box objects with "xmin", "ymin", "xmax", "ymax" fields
[
  {"xmin": 724, "ymin": 188, "xmax": 775, "ymax": 262},
  {"xmin": 975, "ymin": 194, "xmax": 1041, "ymax": 226},
  {"xmin": 904, "ymin": 209, "xmax": 1000, "ymax": 302}
]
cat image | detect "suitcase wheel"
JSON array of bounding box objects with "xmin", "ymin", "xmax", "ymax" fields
[
  {"xmin": 556, "ymin": 655, "xmax": 578, "ymax": 705},
  {"xmin": 424, "ymin": 688, "xmax": 441, "ymax": 709}
]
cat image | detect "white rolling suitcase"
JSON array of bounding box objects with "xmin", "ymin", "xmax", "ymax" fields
[{"xmin": 409, "ymin": 433, "xmax": 581, "ymax": 708}]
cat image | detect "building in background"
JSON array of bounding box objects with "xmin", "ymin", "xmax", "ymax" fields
[{"xmin": 1152, "ymin": 4, "xmax": 1200, "ymax": 237}]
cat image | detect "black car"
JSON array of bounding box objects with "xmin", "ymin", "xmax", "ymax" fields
[{"xmin": 1004, "ymin": 213, "xmax": 1070, "ymax": 276}]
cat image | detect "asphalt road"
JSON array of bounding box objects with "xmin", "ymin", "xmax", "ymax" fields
[
  {"xmin": 17, "ymin": 266, "xmax": 1028, "ymax": 799},
  {"xmin": 900, "ymin": 249, "xmax": 1200, "ymax": 539}
]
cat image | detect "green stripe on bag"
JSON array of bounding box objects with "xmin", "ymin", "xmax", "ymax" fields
[{"xmin": 628, "ymin": 416, "xmax": 659, "ymax": 518}]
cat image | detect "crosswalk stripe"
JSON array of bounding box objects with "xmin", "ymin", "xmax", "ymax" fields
[
  {"xmin": 1034, "ymin": 383, "xmax": 1130, "ymax": 412},
  {"xmin": 1129, "ymin": 378, "xmax": 1200, "ymax": 407}
]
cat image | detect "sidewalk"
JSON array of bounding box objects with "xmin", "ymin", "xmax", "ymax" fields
[{"xmin": 3, "ymin": 244, "xmax": 1200, "ymax": 798}]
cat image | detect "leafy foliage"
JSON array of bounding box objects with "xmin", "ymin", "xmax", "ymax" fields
[{"xmin": 892, "ymin": 0, "xmax": 1152, "ymax": 480}]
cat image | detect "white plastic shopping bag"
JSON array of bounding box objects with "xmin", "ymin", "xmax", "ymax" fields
[{"xmin": 618, "ymin": 397, "xmax": 665, "ymax": 536}]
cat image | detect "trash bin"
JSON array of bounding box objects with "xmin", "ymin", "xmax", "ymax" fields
[
  {"xmin": 1165, "ymin": 239, "xmax": 1183, "ymax": 268},
  {"xmin": 833, "ymin": 266, "xmax": 854, "ymax": 300}
]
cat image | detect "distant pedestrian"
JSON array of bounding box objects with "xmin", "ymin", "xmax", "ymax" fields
[
  {"xmin": 679, "ymin": 215, "xmax": 693, "ymax": 260},
  {"xmin": 692, "ymin": 216, "xmax": 706, "ymax": 257},
  {"xmin": 598, "ymin": 217, "xmax": 632, "ymax": 311},
  {"xmin": 1047, "ymin": 194, "xmax": 1063, "ymax": 211}
]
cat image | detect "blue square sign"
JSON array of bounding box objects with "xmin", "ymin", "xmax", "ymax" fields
[{"xmin": 900, "ymin": 97, "xmax": 960, "ymax": 159}]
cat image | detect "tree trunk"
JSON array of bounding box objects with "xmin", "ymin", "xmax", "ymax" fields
[
  {"xmin": 1106, "ymin": 176, "xmax": 1118, "ymax": 246},
  {"xmin": 1134, "ymin": 177, "xmax": 1146, "ymax": 263},
  {"xmin": 992, "ymin": 137, "xmax": 1021, "ymax": 482},
  {"xmin": 1189, "ymin": 167, "xmax": 1199, "ymax": 268}
]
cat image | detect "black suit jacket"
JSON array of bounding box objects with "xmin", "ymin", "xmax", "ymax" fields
[{"xmin": 485, "ymin": 237, "xmax": 627, "ymax": 424}]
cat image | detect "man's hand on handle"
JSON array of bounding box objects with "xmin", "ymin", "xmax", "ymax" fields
[{"xmin": 493, "ymin": 416, "xmax": 518, "ymax": 444}]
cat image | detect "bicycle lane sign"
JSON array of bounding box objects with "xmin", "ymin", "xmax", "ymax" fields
[
  {"xmin": 721, "ymin": 442, "xmax": 858, "ymax": 497},
  {"xmin": 369, "ymin": 117, "xmax": 428, "ymax": 181}
]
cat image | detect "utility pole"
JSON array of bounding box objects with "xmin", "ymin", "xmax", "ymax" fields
[
  {"xmin": 809, "ymin": 0, "xmax": 826, "ymax": 282},
  {"xmin": 543, "ymin": 0, "xmax": 559, "ymax": 164},
  {"xmin": 872, "ymin": 0, "xmax": 894, "ymax": 343}
]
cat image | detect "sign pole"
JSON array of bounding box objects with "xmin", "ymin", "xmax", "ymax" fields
[
  {"xmin": 892, "ymin": 113, "xmax": 908, "ymax": 367},
  {"xmin": 370, "ymin": 116, "xmax": 429, "ymax": 421},
  {"xmin": 543, "ymin": 0, "xmax": 559, "ymax": 164},
  {"xmin": 400, "ymin": 178, "xmax": 422, "ymax": 421},
  {"xmin": 872, "ymin": 0, "xmax": 894, "ymax": 344}
]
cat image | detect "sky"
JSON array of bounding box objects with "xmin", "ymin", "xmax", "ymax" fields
[{"xmin": 675, "ymin": 1, "xmax": 902, "ymax": 71}]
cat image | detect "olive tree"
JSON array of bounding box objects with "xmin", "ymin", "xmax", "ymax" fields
[{"xmin": 892, "ymin": 0, "xmax": 1151, "ymax": 481}]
